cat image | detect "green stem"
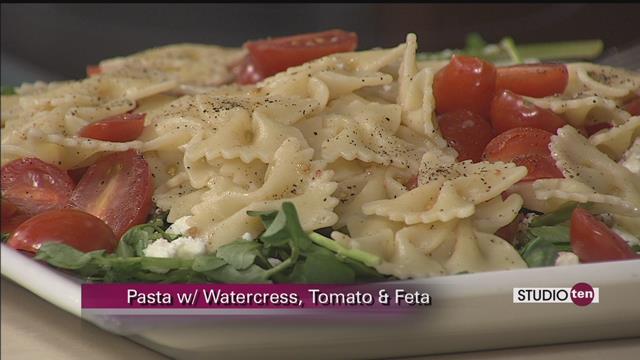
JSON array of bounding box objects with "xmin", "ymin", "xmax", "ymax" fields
[
  {"xmin": 308, "ymin": 232, "xmax": 382, "ymax": 267},
  {"xmin": 263, "ymin": 246, "xmax": 298, "ymax": 278},
  {"xmin": 500, "ymin": 37, "xmax": 522, "ymax": 64}
]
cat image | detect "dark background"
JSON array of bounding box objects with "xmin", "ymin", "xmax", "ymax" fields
[{"xmin": 2, "ymin": 3, "xmax": 639, "ymax": 85}]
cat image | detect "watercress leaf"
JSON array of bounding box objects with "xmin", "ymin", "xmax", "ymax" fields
[
  {"xmin": 35, "ymin": 243, "xmax": 105, "ymax": 270},
  {"xmin": 247, "ymin": 210, "xmax": 278, "ymax": 228},
  {"xmin": 528, "ymin": 225, "xmax": 571, "ymax": 244},
  {"xmin": 529, "ymin": 202, "xmax": 579, "ymax": 227},
  {"xmin": 204, "ymin": 264, "xmax": 271, "ymax": 284},
  {"xmin": 215, "ymin": 240, "xmax": 262, "ymax": 270},
  {"xmin": 140, "ymin": 257, "xmax": 189, "ymax": 273},
  {"xmin": 1, "ymin": 86, "xmax": 16, "ymax": 96},
  {"xmin": 281, "ymin": 202, "xmax": 311, "ymax": 251},
  {"xmin": 520, "ymin": 237, "xmax": 559, "ymax": 267},
  {"xmin": 1, "ymin": 233, "xmax": 9, "ymax": 243},
  {"xmin": 192, "ymin": 255, "xmax": 227, "ymax": 272},
  {"xmin": 260, "ymin": 209, "xmax": 289, "ymax": 245},
  {"xmin": 291, "ymin": 253, "xmax": 355, "ymax": 284},
  {"xmin": 465, "ymin": 32, "xmax": 487, "ymax": 54}
]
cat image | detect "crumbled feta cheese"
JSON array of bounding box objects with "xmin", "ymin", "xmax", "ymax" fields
[
  {"xmin": 267, "ymin": 258, "xmax": 282, "ymax": 267},
  {"xmin": 172, "ymin": 236, "xmax": 207, "ymax": 259},
  {"xmin": 166, "ymin": 216, "xmax": 193, "ymax": 236},
  {"xmin": 619, "ymin": 139, "xmax": 640, "ymax": 175},
  {"xmin": 143, "ymin": 236, "xmax": 206, "ymax": 260},
  {"xmin": 143, "ymin": 239, "xmax": 176, "ymax": 258},
  {"xmin": 555, "ymin": 252, "xmax": 580, "ymax": 266},
  {"xmin": 241, "ymin": 232, "xmax": 254, "ymax": 241}
]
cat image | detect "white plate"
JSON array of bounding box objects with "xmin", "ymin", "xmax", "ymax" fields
[{"xmin": 2, "ymin": 243, "xmax": 640, "ymax": 359}]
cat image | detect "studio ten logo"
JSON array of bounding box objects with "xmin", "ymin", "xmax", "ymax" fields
[{"xmin": 513, "ymin": 282, "xmax": 599, "ymax": 306}]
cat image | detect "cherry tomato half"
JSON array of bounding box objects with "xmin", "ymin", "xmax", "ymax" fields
[
  {"xmin": 8, "ymin": 209, "xmax": 117, "ymax": 253},
  {"xmin": 68, "ymin": 150, "xmax": 153, "ymax": 239},
  {"xmin": 433, "ymin": 55, "xmax": 497, "ymax": 118},
  {"xmin": 86, "ymin": 65, "xmax": 102, "ymax": 77},
  {"xmin": 437, "ymin": 110, "xmax": 495, "ymax": 162},
  {"xmin": 78, "ymin": 113, "xmax": 146, "ymax": 142},
  {"xmin": 496, "ymin": 64, "xmax": 568, "ymax": 98},
  {"xmin": 482, "ymin": 127, "xmax": 563, "ymax": 181},
  {"xmin": 570, "ymin": 208, "xmax": 637, "ymax": 263},
  {"xmin": 1, "ymin": 199, "xmax": 30, "ymax": 235},
  {"xmin": 1, "ymin": 158, "xmax": 74, "ymax": 216},
  {"xmin": 490, "ymin": 90, "xmax": 567, "ymax": 134},
  {"xmin": 623, "ymin": 97, "xmax": 640, "ymax": 116},
  {"xmin": 231, "ymin": 55, "xmax": 265, "ymax": 85},
  {"xmin": 244, "ymin": 29, "xmax": 358, "ymax": 81}
]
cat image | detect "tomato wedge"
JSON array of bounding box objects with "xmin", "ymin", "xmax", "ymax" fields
[
  {"xmin": 482, "ymin": 127, "xmax": 563, "ymax": 181},
  {"xmin": 231, "ymin": 55, "xmax": 265, "ymax": 85},
  {"xmin": 437, "ymin": 110, "xmax": 495, "ymax": 162},
  {"xmin": 243, "ymin": 29, "xmax": 358, "ymax": 82},
  {"xmin": 570, "ymin": 208, "xmax": 637, "ymax": 263},
  {"xmin": 8, "ymin": 209, "xmax": 117, "ymax": 253},
  {"xmin": 1, "ymin": 158, "xmax": 75, "ymax": 216},
  {"xmin": 433, "ymin": 55, "xmax": 497, "ymax": 118},
  {"xmin": 68, "ymin": 150, "xmax": 153, "ymax": 239},
  {"xmin": 1, "ymin": 199, "xmax": 30, "ymax": 235},
  {"xmin": 79, "ymin": 113, "xmax": 146, "ymax": 142},
  {"xmin": 496, "ymin": 64, "xmax": 568, "ymax": 98},
  {"xmin": 490, "ymin": 90, "xmax": 567, "ymax": 134},
  {"xmin": 86, "ymin": 65, "xmax": 102, "ymax": 77},
  {"xmin": 623, "ymin": 97, "xmax": 640, "ymax": 116}
]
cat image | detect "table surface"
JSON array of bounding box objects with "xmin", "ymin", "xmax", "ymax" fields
[{"xmin": 2, "ymin": 276, "xmax": 638, "ymax": 360}]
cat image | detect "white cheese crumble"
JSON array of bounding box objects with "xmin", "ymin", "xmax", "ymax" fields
[
  {"xmin": 241, "ymin": 232, "xmax": 254, "ymax": 241},
  {"xmin": 612, "ymin": 226, "xmax": 640, "ymax": 249},
  {"xmin": 555, "ymin": 252, "xmax": 580, "ymax": 266},
  {"xmin": 144, "ymin": 232, "xmax": 207, "ymax": 261}
]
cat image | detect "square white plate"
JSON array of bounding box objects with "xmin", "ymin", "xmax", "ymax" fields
[{"xmin": 2, "ymin": 243, "xmax": 639, "ymax": 359}]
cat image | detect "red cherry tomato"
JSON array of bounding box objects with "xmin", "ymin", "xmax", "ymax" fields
[
  {"xmin": 67, "ymin": 167, "xmax": 88, "ymax": 184},
  {"xmin": 584, "ymin": 122, "xmax": 613, "ymax": 136},
  {"xmin": 8, "ymin": 209, "xmax": 117, "ymax": 253},
  {"xmin": 78, "ymin": 113, "xmax": 146, "ymax": 142},
  {"xmin": 437, "ymin": 110, "xmax": 495, "ymax": 162},
  {"xmin": 231, "ymin": 55, "xmax": 266, "ymax": 85},
  {"xmin": 570, "ymin": 208, "xmax": 637, "ymax": 263},
  {"xmin": 405, "ymin": 175, "xmax": 419, "ymax": 191},
  {"xmin": 482, "ymin": 127, "xmax": 563, "ymax": 181},
  {"xmin": 1, "ymin": 199, "xmax": 30, "ymax": 235},
  {"xmin": 68, "ymin": 150, "xmax": 153, "ymax": 239},
  {"xmin": 496, "ymin": 64, "xmax": 568, "ymax": 98},
  {"xmin": 1, "ymin": 158, "xmax": 74, "ymax": 216},
  {"xmin": 433, "ymin": 55, "xmax": 497, "ymax": 118},
  {"xmin": 243, "ymin": 29, "xmax": 358, "ymax": 82},
  {"xmin": 623, "ymin": 97, "xmax": 640, "ymax": 116},
  {"xmin": 495, "ymin": 212, "xmax": 524, "ymax": 245},
  {"xmin": 86, "ymin": 65, "xmax": 102, "ymax": 77},
  {"xmin": 490, "ymin": 90, "xmax": 567, "ymax": 134}
]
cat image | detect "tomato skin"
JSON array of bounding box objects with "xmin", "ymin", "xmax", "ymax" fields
[
  {"xmin": 244, "ymin": 29, "xmax": 358, "ymax": 80},
  {"xmin": 482, "ymin": 127, "xmax": 563, "ymax": 181},
  {"xmin": 434, "ymin": 55, "xmax": 497, "ymax": 118},
  {"xmin": 623, "ymin": 97, "xmax": 640, "ymax": 116},
  {"xmin": 496, "ymin": 64, "xmax": 568, "ymax": 98},
  {"xmin": 7, "ymin": 209, "xmax": 117, "ymax": 253},
  {"xmin": 570, "ymin": 208, "xmax": 637, "ymax": 263},
  {"xmin": 1, "ymin": 158, "xmax": 75, "ymax": 216},
  {"xmin": 86, "ymin": 65, "xmax": 102, "ymax": 77},
  {"xmin": 495, "ymin": 212, "xmax": 524, "ymax": 245},
  {"xmin": 1, "ymin": 199, "xmax": 30, "ymax": 235},
  {"xmin": 231, "ymin": 55, "xmax": 266, "ymax": 85},
  {"xmin": 437, "ymin": 110, "xmax": 495, "ymax": 162},
  {"xmin": 78, "ymin": 113, "xmax": 146, "ymax": 142},
  {"xmin": 490, "ymin": 90, "xmax": 567, "ymax": 134},
  {"xmin": 584, "ymin": 122, "xmax": 612, "ymax": 136},
  {"xmin": 68, "ymin": 150, "xmax": 153, "ymax": 239}
]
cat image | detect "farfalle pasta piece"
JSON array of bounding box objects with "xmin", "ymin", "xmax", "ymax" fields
[
  {"xmin": 589, "ymin": 116, "xmax": 640, "ymax": 160},
  {"xmin": 534, "ymin": 125, "xmax": 640, "ymax": 217},
  {"xmin": 566, "ymin": 63, "xmax": 640, "ymax": 99},
  {"xmin": 362, "ymin": 151, "xmax": 527, "ymax": 224}
]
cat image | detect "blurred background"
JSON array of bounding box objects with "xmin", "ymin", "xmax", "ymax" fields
[{"xmin": 2, "ymin": 3, "xmax": 639, "ymax": 85}]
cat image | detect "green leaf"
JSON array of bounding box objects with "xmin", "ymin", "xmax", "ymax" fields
[
  {"xmin": 204, "ymin": 264, "xmax": 270, "ymax": 283},
  {"xmin": 1, "ymin": 232, "xmax": 9, "ymax": 243},
  {"xmin": 282, "ymin": 202, "xmax": 312, "ymax": 251},
  {"xmin": 247, "ymin": 210, "xmax": 278, "ymax": 228},
  {"xmin": 308, "ymin": 232, "xmax": 382, "ymax": 267},
  {"xmin": 117, "ymin": 222, "xmax": 178, "ymax": 258},
  {"xmin": 1, "ymin": 86, "xmax": 16, "ymax": 96},
  {"xmin": 35, "ymin": 243, "xmax": 105, "ymax": 270},
  {"xmin": 530, "ymin": 202, "xmax": 579, "ymax": 227},
  {"xmin": 192, "ymin": 255, "xmax": 227, "ymax": 272},
  {"xmin": 528, "ymin": 225, "xmax": 570, "ymax": 244},
  {"xmin": 259, "ymin": 209, "xmax": 290, "ymax": 246},
  {"xmin": 289, "ymin": 253, "xmax": 356, "ymax": 284},
  {"xmin": 465, "ymin": 32, "xmax": 487, "ymax": 55},
  {"xmin": 520, "ymin": 237, "xmax": 559, "ymax": 267},
  {"xmin": 215, "ymin": 240, "xmax": 262, "ymax": 270}
]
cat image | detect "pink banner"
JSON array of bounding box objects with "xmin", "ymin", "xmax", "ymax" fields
[{"xmin": 82, "ymin": 283, "xmax": 432, "ymax": 312}]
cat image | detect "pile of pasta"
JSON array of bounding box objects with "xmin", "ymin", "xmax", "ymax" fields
[{"xmin": 1, "ymin": 34, "xmax": 638, "ymax": 279}]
